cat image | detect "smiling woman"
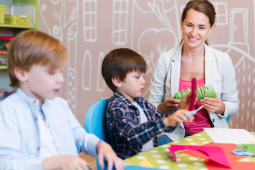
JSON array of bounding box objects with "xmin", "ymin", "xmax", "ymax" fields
[{"xmin": 148, "ymin": 0, "xmax": 239, "ymax": 141}]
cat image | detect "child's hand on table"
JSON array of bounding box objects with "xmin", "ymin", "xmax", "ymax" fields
[
  {"xmin": 42, "ymin": 155, "xmax": 92, "ymax": 170},
  {"xmin": 96, "ymin": 141, "xmax": 125, "ymax": 170}
]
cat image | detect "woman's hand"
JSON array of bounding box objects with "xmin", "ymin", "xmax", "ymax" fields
[
  {"xmin": 200, "ymin": 97, "xmax": 225, "ymax": 115},
  {"xmin": 177, "ymin": 92, "xmax": 193, "ymax": 110},
  {"xmin": 157, "ymin": 98, "xmax": 180, "ymax": 114}
]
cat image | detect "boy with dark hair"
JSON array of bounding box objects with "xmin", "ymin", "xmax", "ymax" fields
[
  {"xmin": 102, "ymin": 48, "xmax": 194, "ymax": 159},
  {"xmin": 0, "ymin": 30, "xmax": 124, "ymax": 170}
]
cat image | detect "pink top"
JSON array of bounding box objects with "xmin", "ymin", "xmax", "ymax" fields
[{"xmin": 179, "ymin": 78, "xmax": 213, "ymax": 135}]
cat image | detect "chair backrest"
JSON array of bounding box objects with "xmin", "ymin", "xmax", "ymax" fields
[
  {"xmin": 226, "ymin": 116, "xmax": 231, "ymax": 122},
  {"xmin": 84, "ymin": 99, "xmax": 110, "ymax": 170},
  {"xmin": 84, "ymin": 99, "xmax": 109, "ymax": 143}
]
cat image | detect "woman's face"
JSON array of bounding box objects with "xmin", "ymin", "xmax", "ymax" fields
[{"xmin": 181, "ymin": 8, "xmax": 215, "ymax": 49}]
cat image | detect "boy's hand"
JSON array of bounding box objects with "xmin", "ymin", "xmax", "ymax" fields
[
  {"xmin": 42, "ymin": 155, "xmax": 90, "ymax": 170},
  {"xmin": 97, "ymin": 141, "xmax": 125, "ymax": 170},
  {"xmin": 163, "ymin": 109, "xmax": 194, "ymax": 127}
]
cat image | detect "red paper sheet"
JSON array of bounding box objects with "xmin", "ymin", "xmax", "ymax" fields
[
  {"xmin": 203, "ymin": 143, "xmax": 255, "ymax": 170},
  {"xmin": 188, "ymin": 78, "xmax": 197, "ymax": 111},
  {"xmin": 169, "ymin": 144, "xmax": 231, "ymax": 168}
]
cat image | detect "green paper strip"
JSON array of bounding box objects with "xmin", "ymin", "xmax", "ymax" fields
[
  {"xmin": 174, "ymin": 84, "xmax": 216, "ymax": 100},
  {"xmin": 236, "ymin": 144, "xmax": 255, "ymax": 153}
]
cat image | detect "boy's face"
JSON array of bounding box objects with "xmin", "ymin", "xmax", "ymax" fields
[
  {"xmin": 117, "ymin": 71, "xmax": 145, "ymax": 102},
  {"xmin": 20, "ymin": 64, "xmax": 64, "ymax": 104}
]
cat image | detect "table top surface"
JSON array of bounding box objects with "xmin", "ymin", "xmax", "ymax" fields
[{"xmin": 124, "ymin": 131, "xmax": 255, "ymax": 170}]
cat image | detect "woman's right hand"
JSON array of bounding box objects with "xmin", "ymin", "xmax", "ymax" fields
[
  {"xmin": 166, "ymin": 97, "xmax": 181, "ymax": 111},
  {"xmin": 158, "ymin": 97, "xmax": 180, "ymax": 114}
]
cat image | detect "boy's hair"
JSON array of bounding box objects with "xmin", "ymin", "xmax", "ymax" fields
[
  {"xmin": 102, "ymin": 48, "xmax": 147, "ymax": 92},
  {"xmin": 7, "ymin": 30, "xmax": 67, "ymax": 87}
]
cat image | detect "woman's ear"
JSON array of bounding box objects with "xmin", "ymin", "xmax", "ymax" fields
[
  {"xmin": 14, "ymin": 67, "xmax": 28, "ymax": 82},
  {"xmin": 208, "ymin": 23, "xmax": 216, "ymax": 35},
  {"xmin": 112, "ymin": 76, "xmax": 122, "ymax": 88}
]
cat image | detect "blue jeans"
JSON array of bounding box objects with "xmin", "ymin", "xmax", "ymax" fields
[{"xmin": 158, "ymin": 134, "xmax": 190, "ymax": 146}]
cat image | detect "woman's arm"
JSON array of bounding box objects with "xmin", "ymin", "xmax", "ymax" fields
[
  {"xmin": 148, "ymin": 52, "xmax": 179, "ymax": 114},
  {"xmin": 200, "ymin": 53, "xmax": 239, "ymax": 117}
]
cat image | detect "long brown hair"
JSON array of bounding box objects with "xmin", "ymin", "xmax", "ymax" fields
[{"xmin": 180, "ymin": 0, "xmax": 216, "ymax": 45}]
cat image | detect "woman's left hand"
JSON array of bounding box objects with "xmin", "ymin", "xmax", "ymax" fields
[{"xmin": 200, "ymin": 97, "xmax": 225, "ymax": 115}]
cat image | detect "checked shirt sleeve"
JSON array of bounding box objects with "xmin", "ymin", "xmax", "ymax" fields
[
  {"xmin": 147, "ymin": 101, "xmax": 177, "ymax": 133},
  {"xmin": 108, "ymin": 102, "xmax": 170, "ymax": 146}
]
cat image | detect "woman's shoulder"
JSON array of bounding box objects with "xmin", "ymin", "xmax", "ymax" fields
[
  {"xmin": 157, "ymin": 46, "xmax": 180, "ymax": 64},
  {"xmin": 207, "ymin": 45, "xmax": 229, "ymax": 58},
  {"xmin": 206, "ymin": 45, "xmax": 231, "ymax": 63}
]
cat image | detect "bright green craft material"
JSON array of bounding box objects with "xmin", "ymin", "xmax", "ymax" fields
[
  {"xmin": 236, "ymin": 144, "xmax": 255, "ymax": 153},
  {"xmin": 174, "ymin": 84, "xmax": 216, "ymax": 100}
]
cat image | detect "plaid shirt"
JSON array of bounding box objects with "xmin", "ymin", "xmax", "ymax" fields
[{"xmin": 106, "ymin": 92, "xmax": 176, "ymax": 159}]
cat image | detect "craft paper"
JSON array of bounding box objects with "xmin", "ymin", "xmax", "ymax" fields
[
  {"xmin": 236, "ymin": 144, "xmax": 255, "ymax": 153},
  {"xmin": 168, "ymin": 144, "xmax": 231, "ymax": 168},
  {"xmin": 203, "ymin": 143, "xmax": 254, "ymax": 170},
  {"xmin": 140, "ymin": 158, "xmax": 153, "ymax": 168},
  {"xmin": 204, "ymin": 128, "xmax": 255, "ymax": 144},
  {"xmin": 188, "ymin": 78, "xmax": 197, "ymax": 111}
]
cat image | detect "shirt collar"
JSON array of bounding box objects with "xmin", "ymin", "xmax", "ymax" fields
[
  {"xmin": 113, "ymin": 92, "xmax": 144, "ymax": 106},
  {"xmin": 16, "ymin": 88, "xmax": 41, "ymax": 107}
]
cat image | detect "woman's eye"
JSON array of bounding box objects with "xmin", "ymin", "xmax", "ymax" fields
[
  {"xmin": 187, "ymin": 24, "xmax": 192, "ymax": 27},
  {"xmin": 199, "ymin": 27, "xmax": 205, "ymax": 30}
]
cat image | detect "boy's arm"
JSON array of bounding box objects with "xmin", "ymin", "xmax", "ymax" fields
[
  {"xmin": 0, "ymin": 104, "xmax": 44, "ymax": 170},
  {"xmin": 108, "ymin": 106, "xmax": 175, "ymax": 146},
  {"xmin": 64, "ymin": 100, "xmax": 101, "ymax": 158}
]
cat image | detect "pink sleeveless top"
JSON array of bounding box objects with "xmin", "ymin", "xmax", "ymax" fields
[{"xmin": 179, "ymin": 78, "xmax": 213, "ymax": 135}]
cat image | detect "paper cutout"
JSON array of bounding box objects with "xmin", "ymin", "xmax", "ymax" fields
[
  {"xmin": 182, "ymin": 149, "xmax": 209, "ymax": 159},
  {"xmin": 168, "ymin": 144, "xmax": 231, "ymax": 168},
  {"xmin": 188, "ymin": 78, "xmax": 197, "ymax": 111},
  {"xmin": 174, "ymin": 84, "xmax": 216, "ymax": 100},
  {"xmin": 203, "ymin": 143, "xmax": 254, "ymax": 170},
  {"xmin": 236, "ymin": 144, "xmax": 255, "ymax": 153},
  {"xmin": 140, "ymin": 158, "xmax": 154, "ymax": 168}
]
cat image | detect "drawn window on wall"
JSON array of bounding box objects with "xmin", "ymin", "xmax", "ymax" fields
[
  {"xmin": 230, "ymin": 8, "xmax": 248, "ymax": 43},
  {"xmin": 97, "ymin": 52, "xmax": 106, "ymax": 91},
  {"xmin": 212, "ymin": 2, "xmax": 227, "ymax": 25},
  {"xmin": 82, "ymin": 50, "xmax": 92, "ymax": 91},
  {"xmin": 112, "ymin": 0, "xmax": 129, "ymax": 45},
  {"xmin": 83, "ymin": 0, "xmax": 97, "ymax": 42}
]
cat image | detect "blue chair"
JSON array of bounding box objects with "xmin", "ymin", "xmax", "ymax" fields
[
  {"xmin": 84, "ymin": 99, "xmax": 109, "ymax": 170},
  {"xmin": 226, "ymin": 116, "xmax": 231, "ymax": 122}
]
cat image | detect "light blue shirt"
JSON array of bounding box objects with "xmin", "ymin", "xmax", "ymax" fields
[{"xmin": 0, "ymin": 88, "xmax": 101, "ymax": 170}]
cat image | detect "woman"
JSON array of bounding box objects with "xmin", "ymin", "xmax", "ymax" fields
[{"xmin": 149, "ymin": 0, "xmax": 239, "ymax": 141}]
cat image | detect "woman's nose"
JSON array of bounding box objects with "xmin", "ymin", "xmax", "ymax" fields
[{"xmin": 191, "ymin": 27, "xmax": 198, "ymax": 36}]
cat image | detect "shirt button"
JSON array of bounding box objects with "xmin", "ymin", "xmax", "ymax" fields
[
  {"xmin": 37, "ymin": 147, "xmax": 40, "ymax": 150},
  {"xmin": 212, "ymin": 119, "xmax": 215, "ymax": 122},
  {"xmin": 34, "ymin": 100, "xmax": 36, "ymax": 103},
  {"xmin": 35, "ymin": 118, "xmax": 37, "ymax": 121}
]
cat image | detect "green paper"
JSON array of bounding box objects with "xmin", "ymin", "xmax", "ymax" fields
[
  {"xmin": 174, "ymin": 84, "xmax": 216, "ymax": 100},
  {"xmin": 236, "ymin": 144, "xmax": 255, "ymax": 153}
]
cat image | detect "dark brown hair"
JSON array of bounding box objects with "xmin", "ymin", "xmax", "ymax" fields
[
  {"xmin": 180, "ymin": 0, "xmax": 216, "ymax": 45},
  {"xmin": 101, "ymin": 48, "xmax": 147, "ymax": 92},
  {"xmin": 7, "ymin": 30, "xmax": 67, "ymax": 87}
]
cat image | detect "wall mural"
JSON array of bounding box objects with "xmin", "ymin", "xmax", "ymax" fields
[{"xmin": 39, "ymin": 0, "xmax": 255, "ymax": 131}]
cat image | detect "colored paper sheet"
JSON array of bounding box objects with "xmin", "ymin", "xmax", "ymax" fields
[
  {"xmin": 188, "ymin": 78, "xmax": 197, "ymax": 111},
  {"xmin": 236, "ymin": 144, "xmax": 255, "ymax": 153},
  {"xmin": 140, "ymin": 158, "xmax": 154, "ymax": 168},
  {"xmin": 204, "ymin": 143, "xmax": 254, "ymax": 170},
  {"xmin": 168, "ymin": 144, "xmax": 231, "ymax": 168},
  {"xmin": 204, "ymin": 128, "xmax": 255, "ymax": 144}
]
